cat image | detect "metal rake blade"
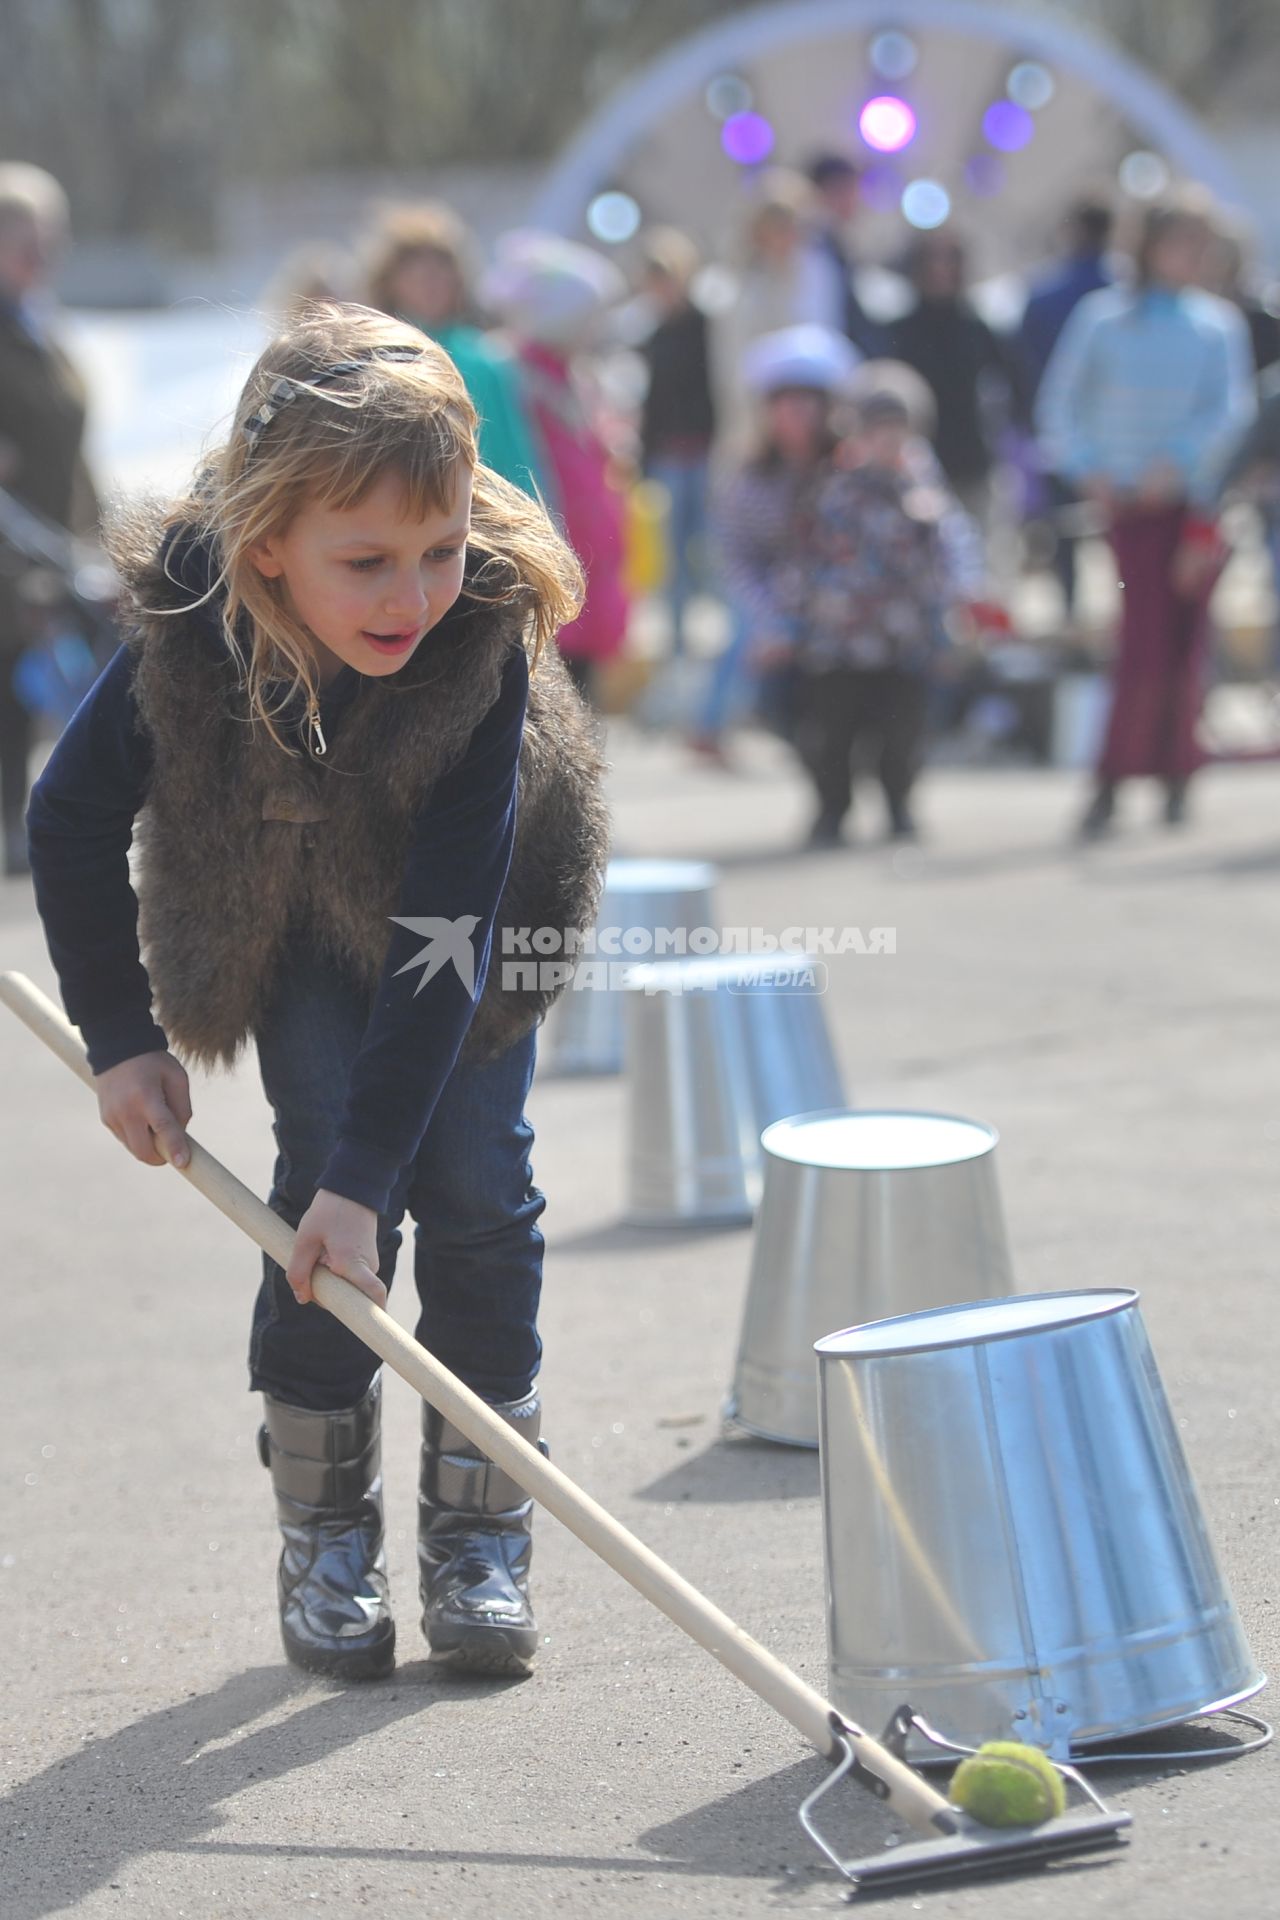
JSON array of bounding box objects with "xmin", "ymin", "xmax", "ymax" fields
[{"xmin": 798, "ymin": 1732, "xmax": 1131, "ymax": 1898}]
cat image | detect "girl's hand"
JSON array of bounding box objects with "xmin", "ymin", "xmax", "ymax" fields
[
  {"xmin": 751, "ymin": 631, "xmax": 796, "ymax": 672},
  {"xmin": 1136, "ymin": 459, "xmax": 1184, "ymax": 508},
  {"xmin": 94, "ymin": 1050, "xmax": 193, "ymax": 1169},
  {"xmin": 287, "ymin": 1189, "xmax": 388, "ymax": 1309},
  {"xmin": 1171, "ymin": 518, "xmax": 1229, "ymax": 600}
]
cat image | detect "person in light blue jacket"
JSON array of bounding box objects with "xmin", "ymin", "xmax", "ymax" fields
[{"xmin": 1036, "ymin": 197, "xmax": 1255, "ymax": 836}]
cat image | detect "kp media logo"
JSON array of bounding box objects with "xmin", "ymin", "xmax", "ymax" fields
[{"xmin": 389, "ymin": 915, "xmax": 481, "ymax": 995}]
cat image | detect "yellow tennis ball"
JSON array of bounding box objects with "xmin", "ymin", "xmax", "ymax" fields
[{"xmin": 948, "ymin": 1741, "xmax": 1067, "ymax": 1828}]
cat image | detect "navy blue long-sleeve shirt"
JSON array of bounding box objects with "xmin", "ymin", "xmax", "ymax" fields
[{"xmin": 26, "ymin": 624, "xmax": 529, "ymax": 1216}]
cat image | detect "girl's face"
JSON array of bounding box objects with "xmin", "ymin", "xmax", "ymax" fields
[
  {"xmin": 861, "ymin": 417, "xmax": 910, "ymax": 468},
  {"xmin": 0, "ymin": 209, "xmax": 58, "ymax": 297},
  {"xmin": 765, "ymin": 387, "xmax": 828, "ymax": 461},
  {"xmin": 752, "ymin": 208, "xmax": 799, "ymax": 267},
  {"xmin": 1148, "ymin": 218, "xmax": 1209, "ymax": 290},
  {"xmin": 915, "ymin": 240, "xmax": 964, "ymax": 299},
  {"xmin": 388, "ymin": 248, "xmax": 464, "ymax": 327},
  {"xmin": 251, "ymin": 466, "xmax": 473, "ymax": 685}
]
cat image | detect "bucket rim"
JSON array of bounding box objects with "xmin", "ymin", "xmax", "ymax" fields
[
  {"xmin": 624, "ymin": 950, "xmax": 821, "ymax": 990},
  {"xmin": 815, "ymin": 1287, "xmax": 1139, "ymax": 1358},
  {"xmin": 763, "ymin": 1108, "xmax": 1000, "ymax": 1170}
]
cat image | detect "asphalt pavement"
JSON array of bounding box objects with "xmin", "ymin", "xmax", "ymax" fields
[{"xmin": 2, "ymin": 723, "xmax": 1277, "ymax": 1919}]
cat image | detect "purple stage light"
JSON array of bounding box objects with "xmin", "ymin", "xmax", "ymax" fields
[
  {"xmin": 859, "ymin": 95, "xmax": 917, "ymax": 154},
  {"xmin": 721, "ymin": 112, "xmax": 776, "ymax": 165},
  {"xmin": 982, "ymin": 101, "xmax": 1034, "ymax": 153},
  {"xmin": 858, "ymin": 161, "xmax": 904, "ymax": 210}
]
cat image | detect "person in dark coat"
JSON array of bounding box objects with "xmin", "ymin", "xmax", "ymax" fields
[
  {"xmin": 1017, "ymin": 198, "xmax": 1115, "ymax": 622},
  {"xmin": 0, "ymin": 163, "xmax": 98, "ymax": 876},
  {"xmin": 1200, "ymin": 216, "xmax": 1280, "ymax": 382},
  {"xmin": 804, "ymin": 153, "xmax": 890, "ymax": 360},
  {"xmin": 1018, "ymin": 200, "xmax": 1115, "ymax": 395},
  {"xmin": 637, "ymin": 227, "xmax": 716, "ymax": 655},
  {"xmin": 1218, "ymin": 363, "xmax": 1280, "ymax": 671},
  {"xmin": 890, "ymin": 229, "xmax": 1016, "ymax": 527}
]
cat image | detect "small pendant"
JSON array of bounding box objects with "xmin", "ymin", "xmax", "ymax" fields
[{"xmin": 310, "ymin": 713, "xmax": 328, "ymax": 757}]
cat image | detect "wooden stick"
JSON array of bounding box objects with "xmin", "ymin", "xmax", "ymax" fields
[{"xmin": 1, "ymin": 968, "xmax": 954, "ymax": 1836}]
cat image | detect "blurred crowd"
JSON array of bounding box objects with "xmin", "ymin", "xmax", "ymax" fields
[{"xmin": 4, "ymin": 152, "xmax": 1280, "ymax": 874}]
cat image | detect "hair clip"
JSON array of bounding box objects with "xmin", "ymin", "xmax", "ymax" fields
[{"xmin": 241, "ymin": 343, "xmax": 427, "ymax": 454}]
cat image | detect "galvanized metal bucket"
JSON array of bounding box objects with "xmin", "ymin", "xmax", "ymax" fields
[
  {"xmin": 538, "ymin": 858, "xmax": 718, "ymax": 1077},
  {"xmin": 816, "ymin": 1290, "xmax": 1266, "ymax": 1760},
  {"xmin": 727, "ymin": 1111, "xmax": 1015, "ymax": 1447},
  {"xmin": 622, "ymin": 953, "xmax": 844, "ymax": 1225}
]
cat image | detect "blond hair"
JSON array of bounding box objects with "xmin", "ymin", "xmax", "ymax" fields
[
  {"xmin": 164, "ymin": 303, "xmax": 582, "ymax": 756},
  {"xmin": 0, "ymin": 162, "xmax": 70, "ymax": 239},
  {"xmin": 744, "ymin": 168, "xmax": 814, "ymax": 255},
  {"xmin": 364, "ymin": 202, "xmax": 473, "ymax": 319},
  {"xmin": 1132, "ymin": 187, "xmax": 1217, "ymax": 288},
  {"xmin": 640, "ymin": 226, "xmax": 699, "ymax": 288}
]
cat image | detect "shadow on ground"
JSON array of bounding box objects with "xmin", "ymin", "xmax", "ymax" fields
[
  {"xmin": 1, "ymin": 1652, "xmax": 1223, "ymax": 1912},
  {"xmin": 0, "ymin": 1662, "xmax": 516, "ymax": 1919},
  {"xmin": 635, "ymin": 1437, "xmax": 821, "ymax": 1505},
  {"xmin": 548, "ymin": 1216, "xmax": 752, "ymax": 1257},
  {"xmin": 0, "ymin": 1669, "xmax": 878, "ymax": 1911},
  {"xmin": 1078, "ymin": 836, "xmax": 1280, "ymax": 884}
]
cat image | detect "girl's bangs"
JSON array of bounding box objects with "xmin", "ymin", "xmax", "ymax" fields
[{"xmin": 308, "ymin": 412, "xmax": 473, "ymax": 518}]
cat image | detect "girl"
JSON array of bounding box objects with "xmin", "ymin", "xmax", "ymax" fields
[
  {"xmin": 708, "ymin": 170, "xmax": 847, "ymax": 463},
  {"xmin": 637, "ymin": 227, "xmax": 717, "ymax": 658},
  {"xmin": 483, "ymin": 230, "xmax": 629, "ymax": 708},
  {"xmin": 1036, "ymin": 198, "xmax": 1255, "ymax": 836},
  {"xmin": 363, "ymin": 200, "xmax": 546, "ymax": 500},
  {"xmin": 697, "ymin": 323, "xmax": 856, "ymax": 773},
  {"xmin": 26, "ymin": 305, "xmax": 609, "ymax": 1682},
  {"xmin": 784, "ymin": 380, "xmax": 970, "ymax": 846}
]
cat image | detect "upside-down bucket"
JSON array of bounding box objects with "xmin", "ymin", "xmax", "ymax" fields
[
  {"xmin": 816, "ymin": 1290, "xmax": 1265, "ymax": 1761},
  {"xmin": 727, "ymin": 1111, "xmax": 1014, "ymax": 1446},
  {"xmin": 538, "ymin": 858, "xmax": 718, "ymax": 1076},
  {"xmin": 622, "ymin": 953, "xmax": 844, "ymax": 1225}
]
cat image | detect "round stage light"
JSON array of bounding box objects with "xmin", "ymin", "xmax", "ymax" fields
[
  {"xmin": 1007, "ymin": 62, "xmax": 1055, "ymax": 111},
  {"xmin": 1119, "ymin": 150, "xmax": 1170, "ymax": 198},
  {"xmin": 870, "ymin": 31, "xmax": 918, "ymax": 80},
  {"xmin": 859, "ymin": 95, "xmax": 917, "ymax": 154},
  {"xmin": 902, "ymin": 179, "xmax": 952, "ymax": 230},
  {"xmin": 705, "ymin": 74, "xmax": 754, "ymax": 121},
  {"xmin": 587, "ymin": 192, "xmax": 641, "ymax": 245},
  {"xmin": 982, "ymin": 101, "xmax": 1035, "ymax": 153},
  {"xmin": 721, "ymin": 111, "xmax": 776, "ymax": 165}
]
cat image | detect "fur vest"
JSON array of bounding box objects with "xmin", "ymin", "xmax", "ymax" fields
[{"xmin": 111, "ymin": 506, "xmax": 610, "ymax": 1071}]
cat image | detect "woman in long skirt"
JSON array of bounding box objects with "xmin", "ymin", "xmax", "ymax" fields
[{"xmin": 1036, "ymin": 198, "xmax": 1255, "ymax": 835}]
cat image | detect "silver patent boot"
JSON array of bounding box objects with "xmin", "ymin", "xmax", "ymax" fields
[
  {"xmin": 258, "ymin": 1380, "xmax": 396, "ymax": 1681},
  {"xmin": 418, "ymin": 1390, "xmax": 543, "ymax": 1675}
]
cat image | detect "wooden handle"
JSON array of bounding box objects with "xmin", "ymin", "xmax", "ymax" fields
[{"xmin": 0, "ymin": 968, "xmax": 953, "ymax": 1834}]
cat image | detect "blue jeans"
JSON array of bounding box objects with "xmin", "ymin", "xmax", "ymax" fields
[
  {"xmin": 1264, "ymin": 508, "xmax": 1280, "ymax": 675},
  {"xmin": 697, "ymin": 601, "xmax": 757, "ymax": 739},
  {"xmin": 248, "ymin": 938, "xmax": 545, "ymax": 1413},
  {"xmin": 647, "ymin": 452, "xmax": 710, "ymax": 654}
]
